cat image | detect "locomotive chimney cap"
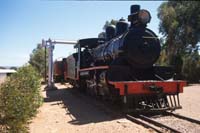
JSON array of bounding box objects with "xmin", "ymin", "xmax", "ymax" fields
[
  {"xmin": 128, "ymin": 5, "xmax": 141, "ymax": 22},
  {"xmin": 130, "ymin": 5, "xmax": 140, "ymax": 14}
]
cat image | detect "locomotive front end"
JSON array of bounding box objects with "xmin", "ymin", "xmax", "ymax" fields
[
  {"xmin": 121, "ymin": 27, "xmax": 161, "ymax": 68},
  {"xmin": 122, "ymin": 5, "xmax": 161, "ymax": 68}
]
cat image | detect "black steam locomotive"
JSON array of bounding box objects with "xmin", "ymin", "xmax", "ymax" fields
[{"xmin": 61, "ymin": 5, "xmax": 186, "ymax": 112}]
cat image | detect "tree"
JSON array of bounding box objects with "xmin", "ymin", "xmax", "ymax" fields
[
  {"xmin": 182, "ymin": 50, "xmax": 200, "ymax": 82},
  {"xmin": 98, "ymin": 32, "xmax": 106, "ymax": 39},
  {"xmin": 10, "ymin": 67, "xmax": 18, "ymax": 70},
  {"xmin": 158, "ymin": 1, "xmax": 200, "ymax": 63},
  {"xmin": 157, "ymin": 1, "xmax": 200, "ymax": 82},
  {"xmin": 29, "ymin": 44, "xmax": 48, "ymax": 77},
  {"xmin": 98, "ymin": 19, "xmax": 118, "ymax": 38},
  {"xmin": 103, "ymin": 19, "xmax": 118, "ymax": 30}
]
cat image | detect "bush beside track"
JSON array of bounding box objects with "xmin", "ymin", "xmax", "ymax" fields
[{"xmin": 0, "ymin": 65, "xmax": 43, "ymax": 132}]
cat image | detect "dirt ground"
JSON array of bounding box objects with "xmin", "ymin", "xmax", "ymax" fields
[
  {"xmin": 175, "ymin": 84, "xmax": 200, "ymax": 120},
  {"xmin": 29, "ymin": 83, "xmax": 200, "ymax": 133}
]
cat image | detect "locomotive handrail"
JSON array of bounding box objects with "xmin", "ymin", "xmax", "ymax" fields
[
  {"xmin": 79, "ymin": 66, "xmax": 109, "ymax": 72},
  {"xmin": 142, "ymin": 36, "xmax": 158, "ymax": 39}
]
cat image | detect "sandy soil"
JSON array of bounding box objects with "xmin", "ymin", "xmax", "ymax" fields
[
  {"xmin": 29, "ymin": 83, "xmax": 200, "ymax": 133},
  {"xmin": 29, "ymin": 84, "xmax": 153, "ymax": 133},
  {"xmin": 175, "ymin": 84, "xmax": 200, "ymax": 120}
]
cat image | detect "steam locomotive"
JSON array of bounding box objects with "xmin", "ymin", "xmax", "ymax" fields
[{"xmin": 54, "ymin": 5, "xmax": 186, "ymax": 112}]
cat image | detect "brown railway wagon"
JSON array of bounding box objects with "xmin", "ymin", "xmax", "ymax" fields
[{"xmin": 53, "ymin": 58, "xmax": 66, "ymax": 82}]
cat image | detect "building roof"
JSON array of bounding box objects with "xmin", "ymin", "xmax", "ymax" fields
[{"xmin": 0, "ymin": 69, "xmax": 16, "ymax": 74}]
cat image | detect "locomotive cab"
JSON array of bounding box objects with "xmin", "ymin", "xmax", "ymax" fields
[{"xmin": 74, "ymin": 38, "xmax": 105, "ymax": 68}]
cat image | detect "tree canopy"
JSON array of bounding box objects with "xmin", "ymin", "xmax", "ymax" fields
[
  {"xmin": 98, "ymin": 19, "xmax": 118, "ymax": 38},
  {"xmin": 103, "ymin": 19, "xmax": 118, "ymax": 30},
  {"xmin": 157, "ymin": 1, "xmax": 200, "ymax": 82},
  {"xmin": 29, "ymin": 44, "xmax": 48, "ymax": 77},
  {"xmin": 158, "ymin": 1, "xmax": 200, "ymax": 60}
]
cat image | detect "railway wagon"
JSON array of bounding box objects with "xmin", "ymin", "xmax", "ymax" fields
[{"xmin": 53, "ymin": 58, "xmax": 66, "ymax": 82}]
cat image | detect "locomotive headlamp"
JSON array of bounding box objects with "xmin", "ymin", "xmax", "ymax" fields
[{"xmin": 138, "ymin": 9, "xmax": 151, "ymax": 24}]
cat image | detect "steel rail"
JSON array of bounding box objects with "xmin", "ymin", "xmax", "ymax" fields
[
  {"xmin": 126, "ymin": 114, "xmax": 181, "ymax": 133},
  {"xmin": 165, "ymin": 112, "xmax": 200, "ymax": 125},
  {"xmin": 126, "ymin": 114, "xmax": 163, "ymax": 133},
  {"xmin": 138, "ymin": 114, "xmax": 181, "ymax": 133}
]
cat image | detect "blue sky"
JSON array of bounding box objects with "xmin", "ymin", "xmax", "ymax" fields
[{"xmin": 0, "ymin": 0, "xmax": 163, "ymax": 66}]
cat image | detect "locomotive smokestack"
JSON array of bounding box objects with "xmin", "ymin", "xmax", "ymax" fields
[
  {"xmin": 128, "ymin": 5, "xmax": 151, "ymax": 28},
  {"xmin": 130, "ymin": 5, "xmax": 140, "ymax": 14},
  {"xmin": 128, "ymin": 5, "xmax": 140, "ymax": 27},
  {"xmin": 105, "ymin": 25, "xmax": 116, "ymax": 41},
  {"xmin": 116, "ymin": 18, "xmax": 129, "ymax": 36}
]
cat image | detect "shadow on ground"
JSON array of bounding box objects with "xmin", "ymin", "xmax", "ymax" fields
[{"xmin": 44, "ymin": 84, "xmax": 122, "ymax": 125}]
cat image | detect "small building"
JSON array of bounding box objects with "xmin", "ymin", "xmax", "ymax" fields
[{"xmin": 0, "ymin": 69, "xmax": 16, "ymax": 84}]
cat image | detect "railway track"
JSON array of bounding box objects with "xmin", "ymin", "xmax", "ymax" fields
[
  {"xmin": 72, "ymin": 89, "xmax": 200, "ymax": 132},
  {"xmin": 126, "ymin": 112, "xmax": 200, "ymax": 133},
  {"xmin": 164, "ymin": 112, "xmax": 200, "ymax": 125}
]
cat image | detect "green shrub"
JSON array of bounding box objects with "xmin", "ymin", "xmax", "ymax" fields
[
  {"xmin": 0, "ymin": 65, "xmax": 43, "ymax": 132},
  {"xmin": 182, "ymin": 53, "xmax": 200, "ymax": 83}
]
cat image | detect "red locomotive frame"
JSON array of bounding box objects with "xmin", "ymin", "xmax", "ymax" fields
[{"xmin": 77, "ymin": 66, "xmax": 186, "ymax": 96}]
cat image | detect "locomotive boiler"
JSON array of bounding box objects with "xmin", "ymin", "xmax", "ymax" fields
[
  {"xmin": 92, "ymin": 19, "xmax": 161, "ymax": 81},
  {"xmin": 57, "ymin": 5, "xmax": 186, "ymax": 112}
]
